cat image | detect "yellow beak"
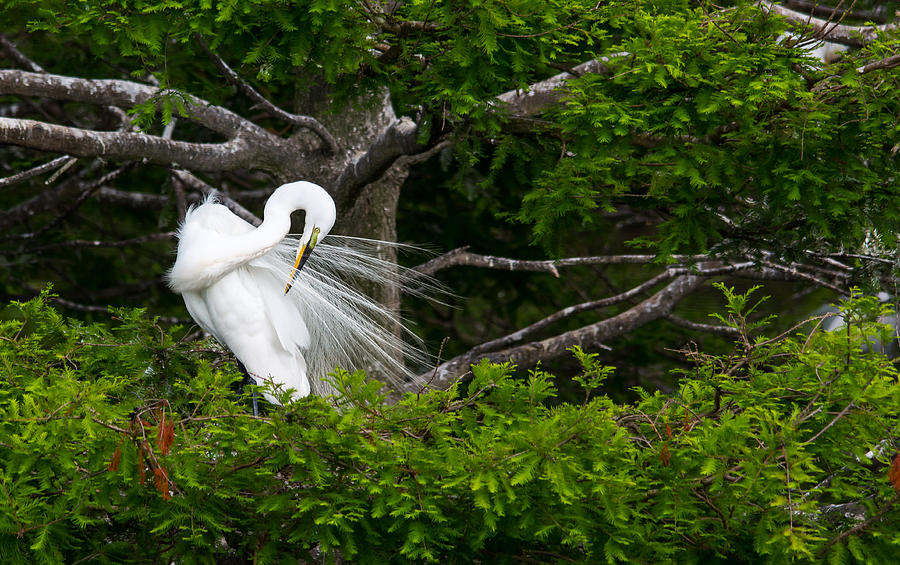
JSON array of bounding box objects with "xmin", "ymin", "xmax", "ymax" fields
[
  {"xmin": 284, "ymin": 242, "xmax": 313, "ymax": 294},
  {"xmin": 284, "ymin": 227, "xmax": 321, "ymax": 294}
]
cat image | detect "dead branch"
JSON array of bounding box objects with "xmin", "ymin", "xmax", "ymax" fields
[
  {"xmin": 26, "ymin": 232, "xmax": 176, "ymax": 252},
  {"xmin": 194, "ymin": 34, "xmax": 338, "ymax": 154},
  {"xmin": 0, "ymin": 116, "xmax": 264, "ymax": 172},
  {"xmin": 95, "ymin": 187, "xmax": 172, "ymax": 209},
  {"xmin": 333, "ymin": 116, "xmax": 422, "ymax": 211},
  {"xmin": 783, "ymin": 0, "xmax": 893, "ymax": 24},
  {"xmin": 0, "ymin": 155, "xmax": 73, "ymax": 189},
  {"xmin": 495, "ymin": 55, "xmax": 624, "ymax": 118},
  {"xmin": 413, "ymin": 247, "xmax": 713, "ymax": 276},
  {"xmin": 0, "ymin": 33, "xmax": 44, "ymax": 72},
  {"xmin": 420, "ymin": 274, "xmax": 706, "ymax": 389},
  {"xmin": 0, "ymin": 70, "xmax": 303, "ymax": 176},
  {"xmin": 858, "ymin": 53, "xmax": 900, "ymax": 74},
  {"xmin": 759, "ymin": 1, "xmax": 898, "ymax": 47},
  {"xmin": 463, "ymin": 270, "xmax": 676, "ymax": 357},
  {"xmin": 170, "ymin": 170, "xmax": 261, "ymax": 226},
  {"xmin": 667, "ymin": 314, "xmax": 742, "ymax": 337}
]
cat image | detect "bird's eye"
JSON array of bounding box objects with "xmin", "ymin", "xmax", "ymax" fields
[{"xmin": 313, "ymin": 227, "xmax": 320, "ymax": 234}]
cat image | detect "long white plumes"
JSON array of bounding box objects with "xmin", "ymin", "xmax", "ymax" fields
[{"xmin": 251, "ymin": 234, "xmax": 441, "ymax": 396}]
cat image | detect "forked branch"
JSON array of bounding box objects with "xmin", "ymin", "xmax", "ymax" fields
[{"xmin": 194, "ymin": 35, "xmax": 338, "ymax": 154}]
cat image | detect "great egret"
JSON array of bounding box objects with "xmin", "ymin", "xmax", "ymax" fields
[{"xmin": 168, "ymin": 180, "xmax": 429, "ymax": 406}]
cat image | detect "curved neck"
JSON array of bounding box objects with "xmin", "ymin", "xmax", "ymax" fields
[{"xmin": 227, "ymin": 207, "xmax": 293, "ymax": 266}]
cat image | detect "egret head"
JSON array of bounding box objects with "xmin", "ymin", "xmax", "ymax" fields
[{"xmin": 274, "ymin": 181, "xmax": 336, "ymax": 294}]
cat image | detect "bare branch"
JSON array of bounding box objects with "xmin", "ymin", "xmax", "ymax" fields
[
  {"xmin": 759, "ymin": 1, "xmax": 898, "ymax": 47},
  {"xmin": 413, "ymin": 247, "xmax": 713, "ymax": 276},
  {"xmin": 667, "ymin": 314, "xmax": 742, "ymax": 337},
  {"xmin": 95, "ymin": 187, "xmax": 171, "ymax": 209},
  {"xmin": 0, "ymin": 70, "xmax": 306, "ymax": 176},
  {"xmin": 819, "ymin": 252, "xmax": 896, "ymax": 266},
  {"xmin": 465, "ymin": 269, "xmax": 676, "ymax": 356},
  {"xmin": 50, "ymin": 296, "xmax": 109, "ymax": 314},
  {"xmin": 495, "ymin": 55, "xmax": 625, "ymax": 118},
  {"xmin": 0, "ymin": 34, "xmax": 44, "ymax": 72},
  {"xmin": 819, "ymin": 494, "xmax": 898, "ymax": 556},
  {"xmin": 783, "ymin": 0, "xmax": 893, "ymax": 24},
  {"xmin": 27, "ymin": 232, "xmax": 176, "ymax": 252},
  {"xmin": 170, "ymin": 170, "xmax": 261, "ymax": 226},
  {"xmin": 333, "ymin": 116, "xmax": 423, "ymax": 211},
  {"xmin": 0, "ymin": 155, "xmax": 73, "ymax": 189},
  {"xmin": 420, "ymin": 274, "xmax": 706, "ymax": 389},
  {"xmin": 0, "ymin": 70, "xmax": 252, "ymax": 136},
  {"xmin": 758, "ymin": 257, "xmax": 846, "ymax": 293},
  {"xmin": 194, "ymin": 35, "xmax": 338, "ymax": 154},
  {"xmin": 19, "ymin": 162, "xmax": 138, "ymax": 241},
  {"xmin": 858, "ymin": 53, "xmax": 900, "ymax": 74},
  {"xmin": 1, "ymin": 170, "xmax": 91, "ymax": 234},
  {"xmin": 450, "ymin": 260, "xmax": 757, "ymax": 359},
  {"xmin": 0, "ymin": 117, "xmax": 261, "ymax": 172}
]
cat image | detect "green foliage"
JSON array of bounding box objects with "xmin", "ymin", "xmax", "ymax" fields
[
  {"xmin": 4, "ymin": 1, "xmax": 900, "ymax": 314},
  {"xmin": 2, "ymin": 289, "xmax": 900, "ymax": 563},
  {"xmin": 506, "ymin": 3, "xmax": 900, "ymax": 257}
]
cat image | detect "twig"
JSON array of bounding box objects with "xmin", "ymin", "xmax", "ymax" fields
[
  {"xmin": 27, "ymin": 162, "xmax": 137, "ymax": 239},
  {"xmin": 0, "ymin": 33, "xmax": 44, "ymax": 72},
  {"xmin": 465, "ymin": 270, "xmax": 676, "ymax": 356},
  {"xmin": 26, "ymin": 232, "xmax": 176, "ymax": 252},
  {"xmin": 858, "ymin": 53, "xmax": 900, "ymax": 75},
  {"xmin": 818, "ymin": 494, "xmax": 898, "ymax": 556},
  {"xmin": 667, "ymin": 314, "xmax": 742, "ymax": 337},
  {"xmin": 44, "ymin": 157, "xmax": 78, "ymax": 184},
  {"xmin": 171, "ymin": 169, "xmax": 261, "ymax": 226},
  {"xmin": 0, "ymin": 156, "xmax": 74, "ymax": 189},
  {"xmin": 413, "ymin": 248, "xmax": 712, "ymax": 276},
  {"xmin": 194, "ymin": 34, "xmax": 338, "ymax": 154},
  {"xmin": 758, "ymin": 258, "xmax": 845, "ymax": 294}
]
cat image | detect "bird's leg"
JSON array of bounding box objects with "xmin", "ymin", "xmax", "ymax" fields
[{"xmin": 236, "ymin": 360, "xmax": 259, "ymax": 417}]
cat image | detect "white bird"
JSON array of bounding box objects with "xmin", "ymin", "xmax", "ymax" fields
[{"xmin": 167, "ymin": 180, "xmax": 428, "ymax": 406}]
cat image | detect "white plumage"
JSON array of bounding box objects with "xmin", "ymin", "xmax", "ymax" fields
[{"xmin": 168, "ymin": 181, "xmax": 427, "ymax": 405}]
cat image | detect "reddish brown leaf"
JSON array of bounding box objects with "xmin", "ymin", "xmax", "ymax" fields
[
  {"xmin": 889, "ymin": 453, "xmax": 900, "ymax": 492},
  {"xmin": 660, "ymin": 444, "xmax": 671, "ymax": 467},
  {"xmin": 152, "ymin": 467, "xmax": 171, "ymax": 500},
  {"xmin": 156, "ymin": 409, "xmax": 166, "ymax": 448},
  {"xmin": 108, "ymin": 446, "xmax": 121, "ymax": 472},
  {"xmin": 665, "ymin": 423, "xmax": 672, "ymax": 439}
]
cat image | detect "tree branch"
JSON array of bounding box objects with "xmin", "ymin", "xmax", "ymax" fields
[
  {"xmin": 783, "ymin": 0, "xmax": 893, "ymax": 24},
  {"xmin": 95, "ymin": 187, "xmax": 172, "ymax": 209},
  {"xmin": 26, "ymin": 232, "xmax": 175, "ymax": 252},
  {"xmin": 194, "ymin": 35, "xmax": 338, "ymax": 154},
  {"xmin": 818, "ymin": 494, "xmax": 898, "ymax": 556},
  {"xmin": 0, "ymin": 155, "xmax": 73, "ymax": 189},
  {"xmin": 0, "ymin": 70, "xmax": 304, "ymax": 176},
  {"xmin": 414, "ymin": 252, "xmax": 850, "ymax": 389},
  {"xmin": 463, "ymin": 269, "xmax": 676, "ymax": 357},
  {"xmin": 25, "ymin": 162, "xmax": 137, "ymax": 240},
  {"xmin": 333, "ymin": 116, "xmax": 423, "ymax": 211},
  {"xmin": 0, "ymin": 70, "xmax": 252, "ymax": 136},
  {"xmin": 0, "ymin": 117, "xmax": 260, "ymax": 171},
  {"xmin": 759, "ymin": 1, "xmax": 898, "ymax": 47},
  {"xmin": 0, "ymin": 34, "xmax": 44, "ymax": 73},
  {"xmin": 667, "ymin": 314, "xmax": 742, "ymax": 337},
  {"xmin": 495, "ymin": 55, "xmax": 625, "ymax": 118},
  {"xmin": 857, "ymin": 53, "xmax": 900, "ymax": 74},
  {"xmin": 170, "ymin": 170, "xmax": 261, "ymax": 226},
  {"xmin": 421, "ymin": 274, "xmax": 706, "ymax": 389},
  {"xmin": 413, "ymin": 247, "xmax": 713, "ymax": 276}
]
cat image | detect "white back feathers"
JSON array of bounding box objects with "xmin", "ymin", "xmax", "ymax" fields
[{"xmin": 168, "ymin": 181, "xmax": 429, "ymax": 404}]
